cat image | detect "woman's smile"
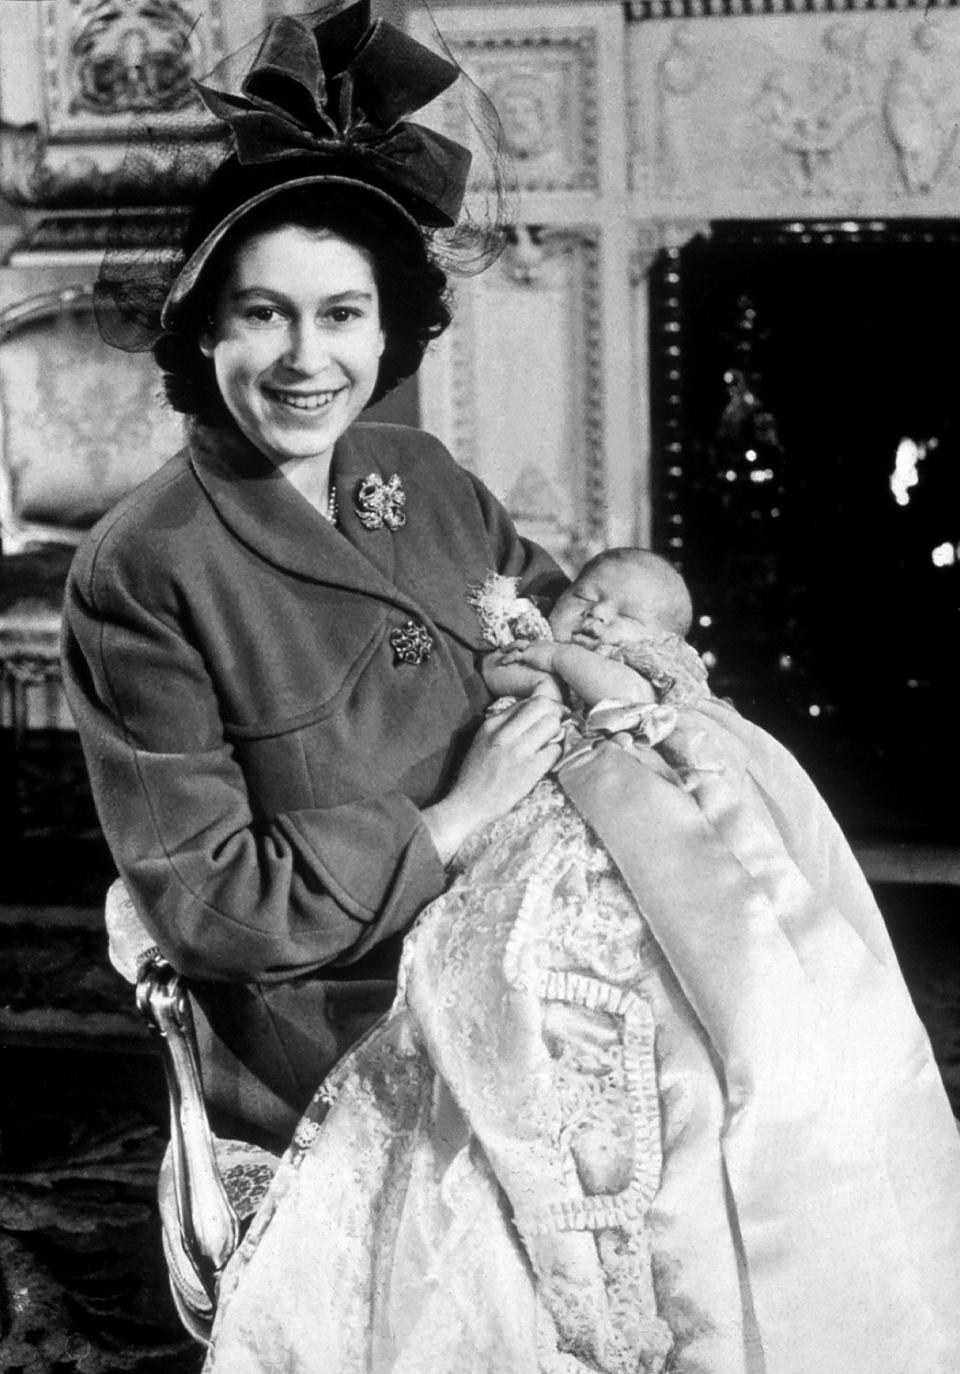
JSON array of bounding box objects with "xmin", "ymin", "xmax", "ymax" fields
[
  {"xmin": 201, "ymin": 225, "xmax": 385, "ymax": 471},
  {"xmin": 264, "ymin": 386, "xmax": 345, "ymax": 412}
]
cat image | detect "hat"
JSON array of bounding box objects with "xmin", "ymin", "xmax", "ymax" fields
[{"xmin": 161, "ymin": 0, "xmax": 472, "ymax": 329}]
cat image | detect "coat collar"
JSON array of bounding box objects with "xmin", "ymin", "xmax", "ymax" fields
[{"xmin": 188, "ymin": 419, "xmax": 484, "ymax": 646}]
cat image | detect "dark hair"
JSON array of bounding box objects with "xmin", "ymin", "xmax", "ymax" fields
[{"xmin": 152, "ymin": 180, "xmax": 452, "ymax": 421}]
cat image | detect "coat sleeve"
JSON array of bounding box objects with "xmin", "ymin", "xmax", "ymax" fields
[{"xmin": 61, "ymin": 540, "xmax": 449, "ymax": 985}]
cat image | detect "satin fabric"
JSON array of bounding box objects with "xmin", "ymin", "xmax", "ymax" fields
[
  {"xmin": 560, "ymin": 700, "xmax": 960, "ymax": 1372},
  {"xmin": 202, "ymin": 702, "xmax": 960, "ymax": 1373}
]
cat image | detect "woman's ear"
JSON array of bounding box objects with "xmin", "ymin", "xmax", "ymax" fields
[{"xmin": 198, "ymin": 327, "xmax": 215, "ymax": 359}]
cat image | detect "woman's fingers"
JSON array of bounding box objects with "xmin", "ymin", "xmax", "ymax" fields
[{"xmin": 483, "ymin": 694, "xmax": 562, "ymax": 747}]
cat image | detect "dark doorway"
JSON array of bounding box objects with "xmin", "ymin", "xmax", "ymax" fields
[{"xmin": 650, "ymin": 221, "xmax": 960, "ymax": 841}]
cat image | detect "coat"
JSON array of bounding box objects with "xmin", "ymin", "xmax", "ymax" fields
[{"xmin": 62, "ymin": 418, "xmax": 565, "ymax": 1145}]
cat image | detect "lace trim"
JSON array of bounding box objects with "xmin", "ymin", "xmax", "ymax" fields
[{"xmin": 501, "ymin": 878, "xmax": 663, "ymax": 1240}]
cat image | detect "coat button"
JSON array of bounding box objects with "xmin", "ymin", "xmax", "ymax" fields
[{"xmin": 390, "ymin": 620, "xmax": 434, "ymax": 665}]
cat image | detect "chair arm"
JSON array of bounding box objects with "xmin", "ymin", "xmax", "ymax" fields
[{"xmin": 136, "ymin": 955, "xmax": 241, "ymax": 1302}]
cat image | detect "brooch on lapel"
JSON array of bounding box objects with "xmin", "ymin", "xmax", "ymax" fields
[
  {"xmin": 390, "ymin": 621, "xmax": 434, "ymax": 665},
  {"xmin": 354, "ymin": 473, "xmax": 407, "ymax": 530}
]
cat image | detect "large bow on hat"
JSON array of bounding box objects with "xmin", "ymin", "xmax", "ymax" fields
[{"xmin": 194, "ymin": 1, "xmax": 471, "ymax": 227}]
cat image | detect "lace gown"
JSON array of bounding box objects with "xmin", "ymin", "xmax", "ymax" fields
[{"xmin": 202, "ymin": 700, "xmax": 960, "ymax": 1374}]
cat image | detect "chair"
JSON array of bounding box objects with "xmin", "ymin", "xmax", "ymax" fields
[
  {"xmin": 104, "ymin": 880, "xmax": 280, "ymax": 1344},
  {"xmin": 0, "ymin": 284, "xmax": 182, "ymax": 764}
]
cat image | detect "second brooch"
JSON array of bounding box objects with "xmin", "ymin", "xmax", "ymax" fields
[{"xmin": 354, "ymin": 473, "xmax": 407, "ymax": 531}]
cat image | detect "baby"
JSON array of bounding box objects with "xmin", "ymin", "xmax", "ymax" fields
[{"xmin": 479, "ymin": 546, "xmax": 709, "ymax": 713}]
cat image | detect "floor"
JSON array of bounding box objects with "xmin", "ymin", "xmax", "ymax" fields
[{"xmin": 1, "ymin": 734, "xmax": 202, "ymax": 1373}]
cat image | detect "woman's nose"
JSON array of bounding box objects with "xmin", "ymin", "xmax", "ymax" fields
[{"xmin": 283, "ymin": 322, "xmax": 328, "ymax": 372}]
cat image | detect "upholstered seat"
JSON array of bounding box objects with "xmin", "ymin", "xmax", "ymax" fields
[
  {"xmin": 104, "ymin": 879, "xmax": 281, "ymax": 1344},
  {"xmin": 0, "ymin": 284, "xmax": 182, "ymax": 745},
  {"xmin": 0, "ymin": 544, "xmax": 73, "ymax": 734}
]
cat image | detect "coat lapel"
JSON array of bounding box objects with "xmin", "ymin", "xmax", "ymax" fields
[
  {"xmin": 338, "ymin": 426, "xmax": 490, "ymax": 649},
  {"xmin": 190, "ymin": 421, "xmax": 406, "ymax": 610},
  {"xmin": 190, "ymin": 419, "xmax": 487, "ymax": 650}
]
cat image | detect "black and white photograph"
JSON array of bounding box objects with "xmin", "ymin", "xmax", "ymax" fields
[{"xmin": 1, "ymin": 0, "xmax": 959, "ymax": 1370}]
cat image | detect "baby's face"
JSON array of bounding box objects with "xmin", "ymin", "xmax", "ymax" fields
[{"xmin": 550, "ymin": 562, "xmax": 664, "ymax": 649}]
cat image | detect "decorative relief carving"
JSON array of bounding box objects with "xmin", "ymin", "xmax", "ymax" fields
[
  {"xmin": 883, "ymin": 19, "xmax": 960, "ymax": 194},
  {"xmin": 656, "ymin": 27, "xmax": 709, "ymax": 197},
  {"xmin": 426, "ymin": 31, "xmax": 600, "ymax": 193},
  {"xmin": 41, "ymin": 0, "xmax": 224, "ymax": 137},
  {"xmin": 488, "ymin": 70, "xmax": 554, "ymax": 162},
  {"xmin": 70, "ymin": 0, "xmax": 197, "ymax": 118},
  {"xmin": 1, "ymin": 0, "xmax": 227, "ymax": 211},
  {"xmin": 630, "ymin": 7, "xmax": 960, "ymax": 216},
  {"xmin": 501, "ymin": 224, "xmax": 592, "ymax": 288},
  {"xmin": 631, "ymin": 219, "xmax": 711, "ymax": 283},
  {"xmin": 751, "ymin": 22, "xmax": 870, "ymax": 197}
]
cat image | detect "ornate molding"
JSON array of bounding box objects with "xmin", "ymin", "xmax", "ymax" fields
[
  {"xmin": 0, "ymin": 123, "xmax": 225, "ymax": 209},
  {"xmin": 647, "ymin": 240, "xmax": 687, "ymax": 565},
  {"xmin": 436, "ymin": 225, "xmax": 605, "ymax": 568},
  {"xmin": 629, "ymin": 0, "xmax": 960, "ymax": 19},
  {"xmin": 631, "ymin": 219, "xmax": 712, "ymax": 283}
]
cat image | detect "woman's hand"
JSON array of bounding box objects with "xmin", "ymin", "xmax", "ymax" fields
[{"xmin": 421, "ymin": 695, "xmax": 564, "ymax": 864}]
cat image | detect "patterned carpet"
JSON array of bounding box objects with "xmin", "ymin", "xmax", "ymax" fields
[{"xmin": 1, "ymin": 733, "xmax": 958, "ymax": 1371}]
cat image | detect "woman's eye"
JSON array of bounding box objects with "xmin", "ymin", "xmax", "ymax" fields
[
  {"xmin": 243, "ymin": 305, "xmax": 281, "ymax": 324},
  {"xmin": 326, "ymin": 306, "xmax": 361, "ymax": 324}
]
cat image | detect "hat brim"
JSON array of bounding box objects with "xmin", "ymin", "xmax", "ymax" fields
[{"xmin": 160, "ymin": 174, "xmax": 423, "ymax": 331}]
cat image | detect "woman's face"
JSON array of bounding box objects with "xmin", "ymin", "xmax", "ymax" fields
[{"xmin": 200, "ymin": 224, "xmax": 385, "ymax": 469}]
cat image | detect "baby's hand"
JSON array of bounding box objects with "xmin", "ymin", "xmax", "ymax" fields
[
  {"xmin": 500, "ymin": 639, "xmax": 559, "ymax": 673},
  {"xmin": 482, "ymin": 647, "xmax": 561, "ymax": 702}
]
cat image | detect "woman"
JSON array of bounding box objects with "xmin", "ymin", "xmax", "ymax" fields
[{"xmin": 62, "ymin": 2, "xmax": 566, "ymax": 1148}]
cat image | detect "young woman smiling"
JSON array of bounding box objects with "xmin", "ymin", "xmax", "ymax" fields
[{"xmin": 62, "ymin": 6, "xmax": 566, "ymax": 1150}]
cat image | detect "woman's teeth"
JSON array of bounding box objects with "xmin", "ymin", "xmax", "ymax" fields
[{"xmin": 270, "ymin": 389, "xmax": 339, "ymax": 411}]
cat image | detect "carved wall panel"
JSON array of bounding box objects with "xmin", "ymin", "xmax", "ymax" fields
[
  {"xmin": 415, "ymin": 1, "xmax": 629, "ymax": 202},
  {"xmin": 40, "ymin": 0, "xmax": 223, "ymax": 138},
  {"xmin": 629, "ymin": 6, "xmax": 960, "ymax": 218},
  {"xmin": 0, "ymin": 0, "xmax": 285, "ymax": 213},
  {"xmin": 420, "ymin": 228, "xmax": 606, "ymax": 570},
  {"xmin": 429, "ymin": 29, "xmax": 601, "ymax": 193},
  {"xmin": 413, "ymin": 3, "xmax": 637, "ymax": 566}
]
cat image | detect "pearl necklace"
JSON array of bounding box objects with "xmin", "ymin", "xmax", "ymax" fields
[{"xmin": 322, "ymin": 483, "xmax": 338, "ymax": 526}]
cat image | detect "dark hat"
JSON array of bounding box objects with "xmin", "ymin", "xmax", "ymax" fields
[{"xmin": 161, "ymin": 1, "xmax": 471, "ymax": 328}]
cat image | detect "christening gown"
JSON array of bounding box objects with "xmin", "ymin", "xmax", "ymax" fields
[{"xmin": 201, "ymin": 687, "xmax": 960, "ymax": 1374}]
